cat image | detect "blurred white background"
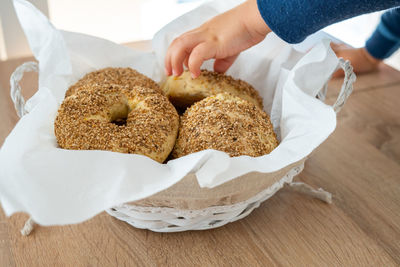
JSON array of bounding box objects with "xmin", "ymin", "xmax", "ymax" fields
[
  {"xmin": 0, "ymin": 0, "xmax": 398, "ymax": 69},
  {"xmin": 48, "ymin": 0, "xmax": 204, "ymax": 44}
]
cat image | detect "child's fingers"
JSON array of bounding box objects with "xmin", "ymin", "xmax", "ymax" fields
[
  {"xmin": 171, "ymin": 49, "xmax": 189, "ymax": 76},
  {"xmin": 165, "ymin": 51, "xmax": 173, "ymax": 76},
  {"xmin": 188, "ymin": 42, "xmax": 216, "ymax": 78},
  {"xmin": 214, "ymin": 54, "xmax": 239, "ymax": 73},
  {"xmin": 165, "ymin": 33, "xmax": 202, "ymax": 76},
  {"xmin": 184, "ymin": 56, "xmax": 189, "ymax": 69},
  {"xmin": 164, "ymin": 52, "xmax": 171, "ymax": 76}
]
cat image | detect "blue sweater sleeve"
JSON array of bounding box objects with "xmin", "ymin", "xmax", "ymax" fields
[
  {"xmin": 256, "ymin": 0, "xmax": 400, "ymax": 43},
  {"xmin": 366, "ymin": 8, "xmax": 400, "ymax": 59}
]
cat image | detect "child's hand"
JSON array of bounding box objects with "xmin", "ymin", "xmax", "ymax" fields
[
  {"xmin": 165, "ymin": 0, "xmax": 270, "ymax": 78},
  {"xmin": 331, "ymin": 43, "xmax": 382, "ymax": 78}
]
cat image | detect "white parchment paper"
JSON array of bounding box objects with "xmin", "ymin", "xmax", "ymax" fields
[{"xmin": 0, "ymin": 0, "xmax": 338, "ymax": 225}]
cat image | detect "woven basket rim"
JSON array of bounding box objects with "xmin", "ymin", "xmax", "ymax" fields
[{"xmin": 109, "ymin": 163, "xmax": 304, "ymax": 215}]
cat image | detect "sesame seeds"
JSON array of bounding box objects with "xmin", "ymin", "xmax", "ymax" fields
[
  {"xmin": 162, "ymin": 69, "xmax": 264, "ymax": 110},
  {"xmin": 55, "ymin": 83, "xmax": 179, "ymax": 163},
  {"xmin": 65, "ymin": 67, "xmax": 162, "ymax": 97},
  {"xmin": 172, "ymin": 93, "xmax": 278, "ymax": 158},
  {"xmin": 55, "ymin": 67, "xmax": 278, "ymax": 162}
]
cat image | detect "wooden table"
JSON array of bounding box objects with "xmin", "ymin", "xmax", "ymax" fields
[{"xmin": 1, "ymin": 42, "xmax": 400, "ymax": 266}]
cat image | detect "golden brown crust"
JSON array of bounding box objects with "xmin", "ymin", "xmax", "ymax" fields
[
  {"xmin": 172, "ymin": 93, "xmax": 278, "ymax": 158},
  {"xmin": 55, "ymin": 84, "xmax": 179, "ymax": 163},
  {"xmin": 162, "ymin": 70, "xmax": 264, "ymax": 110},
  {"xmin": 65, "ymin": 67, "xmax": 161, "ymax": 98}
]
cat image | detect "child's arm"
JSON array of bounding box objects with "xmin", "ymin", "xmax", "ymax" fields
[
  {"xmin": 257, "ymin": 0, "xmax": 400, "ymax": 44},
  {"xmin": 166, "ymin": 0, "xmax": 400, "ymax": 78}
]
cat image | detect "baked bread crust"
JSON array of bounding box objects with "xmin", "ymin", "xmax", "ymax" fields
[
  {"xmin": 65, "ymin": 67, "xmax": 161, "ymax": 98},
  {"xmin": 172, "ymin": 93, "xmax": 278, "ymax": 158},
  {"xmin": 162, "ymin": 70, "xmax": 263, "ymax": 110},
  {"xmin": 55, "ymin": 84, "xmax": 179, "ymax": 163}
]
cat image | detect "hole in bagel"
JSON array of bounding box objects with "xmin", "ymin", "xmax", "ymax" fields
[
  {"xmin": 112, "ymin": 118, "xmax": 127, "ymax": 126},
  {"xmin": 110, "ymin": 103, "xmax": 130, "ymax": 126}
]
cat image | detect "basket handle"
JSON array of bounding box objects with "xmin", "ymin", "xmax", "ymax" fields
[
  {"xmin": 329, "ymin": 58, "xmax": 356, "ymax": 113},
  {"xmin": 10, "ymin": 61, "xmax": 39, "ymax": 118}
]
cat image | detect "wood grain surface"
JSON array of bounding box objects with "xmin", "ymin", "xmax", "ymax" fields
[{"xmin": 0, "ymin": 42, "xmax": 399, "ymax": 266}]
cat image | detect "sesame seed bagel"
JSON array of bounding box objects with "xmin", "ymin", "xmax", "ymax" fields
[
  {"xmin": 65, "ymin": 67, "xmax": 161, "ymax": 98},
  {"xmin": 172, "ymin": 93, "xmax": 278, "ymax": 158},
  {"xmin": 162, "ymin": 70, "xmax": 263, "ymax": 110},
  {"xmin": 55, "ymin": 84, "xmax": 179, "ymax": 163}
]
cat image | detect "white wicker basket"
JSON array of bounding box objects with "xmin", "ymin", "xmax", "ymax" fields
[
  {"xmin": 11, "ymin": 59, "xmax": 355, "ymax": 234},
  {"xmin": 106, "ymin": 164, "xmax": 305, "ymax": 232}
]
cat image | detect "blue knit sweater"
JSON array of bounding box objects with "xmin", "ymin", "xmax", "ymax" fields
[{"xmin": 257, "ymin": 0, "xmax": 400, "ymax": 59}]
